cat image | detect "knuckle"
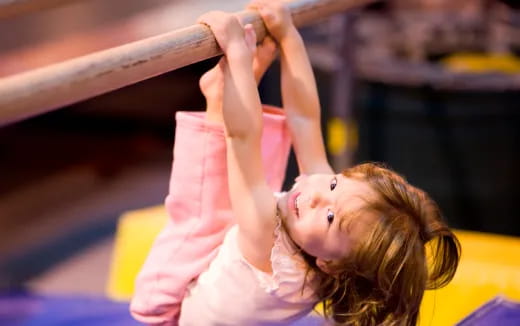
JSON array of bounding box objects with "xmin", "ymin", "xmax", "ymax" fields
[{"xmin": 222, "ymin": 15, "xmax": 236, "ymax": 25}]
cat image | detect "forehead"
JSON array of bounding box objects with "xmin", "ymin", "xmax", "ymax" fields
[
  {"xmin": 329, "ymin": 175, "xmax": 377, "ymax": 258},
  {"xmin": 334, "ymin": 174, "xmax": 375, "ymax": 211},
  {"xmin": 327, "ymin": 213, "xmax": 377, "ymax": 260}
]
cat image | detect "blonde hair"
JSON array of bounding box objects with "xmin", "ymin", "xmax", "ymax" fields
[{"xmin": 301, "ymin": 163, "xmax": 460, "ymax": 325}]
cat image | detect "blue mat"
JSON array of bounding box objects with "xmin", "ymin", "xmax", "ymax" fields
[
  {"xmin": 15, "ymin": 292, "xmax": 517, "ymax": 325},
  {"xmin": 0, "ymin": 291, "xmax": 326, "ymax": 326},
  {"xmin": 0, "ymin": 291, "xmax": 140, "ymax": 326},
  {"xmin": 457, "ymin": 296, "xmax": 520, "ymax": 326}
]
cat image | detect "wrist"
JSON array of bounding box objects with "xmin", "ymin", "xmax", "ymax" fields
[
  {"xmin": 278, "ymin": 26, "xmax": 301, "ymax": 48},
  {"xmin": 225, "ymin": 41, "xmax": 253, "ymax": 63}
]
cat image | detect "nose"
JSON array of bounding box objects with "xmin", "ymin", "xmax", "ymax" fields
[{"xmin": 310, "ymin": 191, "xmax": 324, "ymax": 209}]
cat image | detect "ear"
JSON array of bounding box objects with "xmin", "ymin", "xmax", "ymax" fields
[{"xmin": 316, "ymin": 258, "xmax": 335, "ymax": 274}]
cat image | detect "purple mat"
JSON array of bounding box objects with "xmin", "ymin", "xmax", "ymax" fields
[
  {"xmin": 0, "ymin": 291, "xmax": 326, "ymax": 325},
  {"xmin": 456, "ymin": 296, "xmax": 520, "ymax": 326},
  {"xmin": 0, "ymin": 291, "xmax": 140, "ymax": 326}
]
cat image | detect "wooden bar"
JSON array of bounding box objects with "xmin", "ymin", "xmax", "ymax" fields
[{"xmin": 0, "ymin": 0, "xmax": 375, "ymax": 126}]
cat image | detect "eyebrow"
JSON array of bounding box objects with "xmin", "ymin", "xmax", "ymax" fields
[
  {"xmin": 337, "ymin": 175, "xmax": 362, "ymax": 238},
  {"xmin": 333, "ymin": 176, "xmax": 349, "ymax": 234},
  {"xmin": 331, "ymin": 174, "xmax": 343, "ymax": 227},
  {"xmin": 338, "ymin": 217, "xmax": 346, "ymax": 232}
]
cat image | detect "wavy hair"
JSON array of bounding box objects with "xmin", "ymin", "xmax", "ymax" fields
[{"xmin": 301, "ymin": 163, "xmax": 461, "ymax": 325}]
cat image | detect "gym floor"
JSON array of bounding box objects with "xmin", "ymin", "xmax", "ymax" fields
[{"xmin": 28, "ymin": 237, "xmax": 115, "ymax": 297}]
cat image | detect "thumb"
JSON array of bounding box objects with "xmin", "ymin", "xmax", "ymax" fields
[{"xmin": 243, "ymin": 24, "xmax": 257, "ymax": 54}]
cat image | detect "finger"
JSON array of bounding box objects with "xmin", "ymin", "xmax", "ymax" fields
[
  {"xmin": 255, "ymin": 37, "xmax": 278, "ymax": 65},
  {"xmin": 197, "ymin": 10, "xmax": 225, "ymax": 26},
  {"xmin": 260, "ymin": 35, "xmax": 277, "ymax": 49},
  {"xmin": 196, "ymin": 11, "xmax": 214, "ymax": 25},
  {"xmin": 246, "ymin": 0, "xmax": 262, "ymax": 10},
  {"xmin": 244, "ymin": 24, "xmax": 257, "ymax": 54},
  {"xmin": 258, "ymin": 6, "xmax": 273, "ymax": 20},
  {"xmin": 234, "ymin": 13, "xmax": 247, "ymax": 28},
  {"xmin": 246, "ymin": 3, "xmax": 258, "ymax": 10}
]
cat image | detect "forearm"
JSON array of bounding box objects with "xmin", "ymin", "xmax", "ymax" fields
[
  {"xmin": 278, "ymin": 27, "xmax": 331, "ymax": 174},
  {"xmin": 220, "ymin": 40, "xmax": 276, "ymax": 271},
  {"xmin": 222, "ymin": 42, "xmax": 263, "ymax": 139},
  {"xmin": 279, "ymin": 27, "xmax": 321, "ymax": 121}
]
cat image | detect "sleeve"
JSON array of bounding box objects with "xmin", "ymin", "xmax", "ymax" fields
[
  {"xmin": 130, "ymin": 107, "xmax": 291, "ymax": 325},
  {"xmin": 245, "ymin": 212, "xmax": 317, "ymax": 301}
]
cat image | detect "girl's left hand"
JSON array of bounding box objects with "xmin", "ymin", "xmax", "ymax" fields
[{"xmin": 198, "ymin": 11, "xmax": 256, "ymax": 57}]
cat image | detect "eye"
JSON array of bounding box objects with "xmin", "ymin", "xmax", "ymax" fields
[
  {"xmin": 330, "ymin": 177, "xmax": 337, "ymax": 191},
  {"xmin": 327, "ymin": 210, "xmax": 335, "ymax": 224}
]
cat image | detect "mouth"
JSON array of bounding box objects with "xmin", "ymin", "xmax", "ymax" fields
[{"xmin": 288, "ymin": 191, "xmax": 301, "ymax": 219}]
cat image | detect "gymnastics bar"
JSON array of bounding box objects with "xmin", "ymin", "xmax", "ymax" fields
[{"xmin": 0, "ymin": 0, "xmax": 376, "ymax": 126}]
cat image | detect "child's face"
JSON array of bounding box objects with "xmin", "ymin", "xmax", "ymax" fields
[{"xmin": 278, "ymin": 173, "xmax": 376, "ymax": 261}]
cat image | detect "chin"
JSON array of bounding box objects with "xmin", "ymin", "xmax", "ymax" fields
[{"xmin": 276, "ymin": 194, "xmax": 289, "ymax": 220}]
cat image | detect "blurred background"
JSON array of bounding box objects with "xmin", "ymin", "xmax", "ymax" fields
[{"xmin": 0, "ymin": 0, "xmax": 519, "ymax": 324}]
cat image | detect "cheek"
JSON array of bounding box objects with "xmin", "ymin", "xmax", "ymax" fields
[
  {"xmin": 291, "ymin": 222, "xmax": 314, "ymax": 247},
  {"xmin": 299, "ymin": 223, "xmax": 323, "ymax": 246},
  {"xmin": 291, "ymin": 212, "xmax": 325, "ymax": 244}
]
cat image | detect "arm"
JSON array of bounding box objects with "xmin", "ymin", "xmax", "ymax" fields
[
  {"xmin": 279, "ymin": 28, "xmax": 333, "ymax": 175},
  {"xmin": 199, "ymin": 13, "xmax": 277, "ymax": 272},
  {"xmin": 251, "ymin": 1, "xmax": 333, "ymax": 175}
]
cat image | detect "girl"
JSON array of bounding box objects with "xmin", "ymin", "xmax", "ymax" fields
[
  {"xmin": 132, "ymin": 2, "xmax": 461, "ymax": 325},
  {"xmin": 130, "ymin": 12, "xmax": 294, "ymax": 326}
]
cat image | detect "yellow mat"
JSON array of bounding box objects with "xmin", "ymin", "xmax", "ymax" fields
[
  {"xmin": 107, "ymin": 206, "xmax": 520, "ymax": 325},
  {"xmin": 106, "ymin": 206, "xmax": 168, "ymax": 301}
]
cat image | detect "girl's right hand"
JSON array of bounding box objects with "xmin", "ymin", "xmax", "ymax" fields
[{"xmin": 248, "ymin": 0, "xmax": 294, "ymax": 42}]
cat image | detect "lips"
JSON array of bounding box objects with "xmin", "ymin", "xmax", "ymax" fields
[{"xmin": 288, "ymin": 191, "xmax": 301, "ymax": 219}]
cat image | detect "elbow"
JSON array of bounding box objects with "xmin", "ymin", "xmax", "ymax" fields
[
  {"xmin": 285, "ymin": 113, "xmax": 319, "ymax": 132},
  {"xmin": 225, "ymin": 117, "xmax": 262, "ymax": 140},
  {"xmin": 285, "ymin": 104, "xmax": 320, "ymax": 122},
  {"xmin": 226, "ymin": 127, "xmax": 261, "ymax": 141}
]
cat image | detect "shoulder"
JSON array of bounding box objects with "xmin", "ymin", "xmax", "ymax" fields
[{"xmin": 237, "ymin": 190, "xmax": 278, "ymax": 273}]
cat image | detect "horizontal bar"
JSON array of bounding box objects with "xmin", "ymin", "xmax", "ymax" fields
[{"xmin": 0, "ymin": 0, "xmax": 375, "ymax": 126}]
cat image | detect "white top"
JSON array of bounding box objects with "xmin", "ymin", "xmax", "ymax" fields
[{"xmin": 179, "ymin": 208, "xmax": 319, "ymax": 326}]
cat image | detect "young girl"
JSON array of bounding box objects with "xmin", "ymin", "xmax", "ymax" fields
[{"xmin": 131, "ymin": 2, "xmax": 461, "ymax": 325}]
